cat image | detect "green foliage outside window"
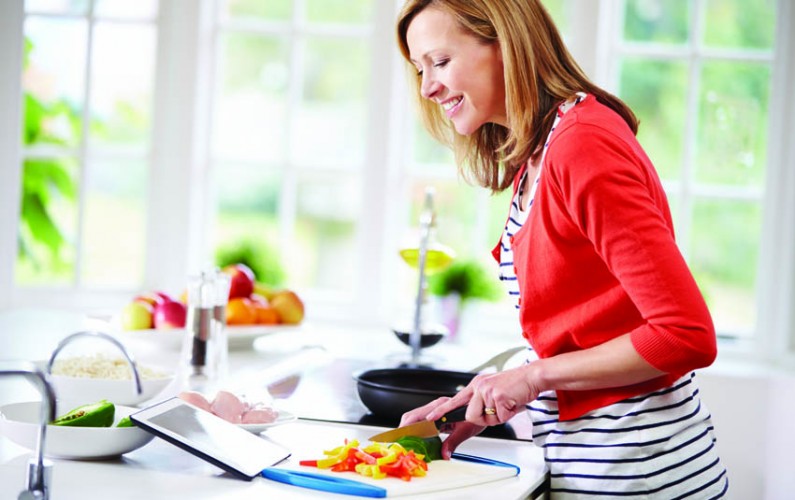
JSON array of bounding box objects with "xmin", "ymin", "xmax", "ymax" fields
[
  {"xmin": 18, "ymin": 38, "xmax": 79, "ymax": 279},
  {"xmin": 215, "ymin": 237, "xmax": 286, "ymax": 287},
  {"xmin": 428, "ymin": 259, "xmax": 501, "ymax": 304}
]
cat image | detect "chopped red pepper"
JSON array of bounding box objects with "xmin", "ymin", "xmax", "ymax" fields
[
  {"xmin": 299, "ymin": 440, "xmax": 429, "ymax": 482},
  {"xmin": 330, "ymin": 448, "xmax": 362, "ymax": 472}
]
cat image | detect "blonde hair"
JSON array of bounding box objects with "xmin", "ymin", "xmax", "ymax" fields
[{"xmin": 397, "ymin": 0, "xmax": 638, "ymax": 192}]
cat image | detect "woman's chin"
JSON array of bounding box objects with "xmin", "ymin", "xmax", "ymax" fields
[{"xmin": 452, "ymin": 120, "xmax": 478, "ymax": 136}]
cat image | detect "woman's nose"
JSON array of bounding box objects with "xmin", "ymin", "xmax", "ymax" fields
[{"xmin": 420, "ymin": 74, "xmax": 440, "ymax": 99}]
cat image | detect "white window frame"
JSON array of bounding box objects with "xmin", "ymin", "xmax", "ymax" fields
[
  {"xmin": 592, "ymin": 0, "xmax": 795, "ymax": 365},
  {"xmin": 0, "ymin": 1, "xmax": 25, "ymax": 309},
  {"xmin": 0, "ymin": 0, "xmax": 793, "ymax": 368},
  {"xmin": 203, "ymin": 0, "xmax": 404, "ymax": 325}
]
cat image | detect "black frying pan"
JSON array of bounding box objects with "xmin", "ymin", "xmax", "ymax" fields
[
  {"xmin": 352, "ymin": 347, "xmax": 527, "ymax": 420},
  {"xmin": 353, "ymin": 368, "xmax": 475, "ymax": 420}
]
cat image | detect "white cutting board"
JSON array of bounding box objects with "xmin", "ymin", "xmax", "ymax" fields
[
  {"xmin": 266, "ymin": 455, "xmax": 519, "ymax": 497},
  {"xmin": 261, "ymin": 419, "xmax": 523, "ymax": 497}
]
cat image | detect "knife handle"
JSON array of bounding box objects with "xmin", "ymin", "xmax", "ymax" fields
[{"xmin": 434, "ymin": 406, "xmax": 467, "ymax": 426}]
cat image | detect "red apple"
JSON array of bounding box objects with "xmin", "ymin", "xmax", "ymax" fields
[
  {"xmin": 222, "ymin": 264, "xmax": 255, "ymax": 299},
  {"xmin": 134, "ymin": 290, "xmax": 174, "ymax": 307},
  {"xmin": 153, "ymin": 300, "xmax": 187, "ymax": 329},
  {"xmin": 154, "ymin": 291, "xmax": 175, "ymax": 303}
]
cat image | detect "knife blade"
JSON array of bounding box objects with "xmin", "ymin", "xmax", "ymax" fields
[{"xmin": 368, "ymin": 407, "xmax": 467, "ymax": 442}]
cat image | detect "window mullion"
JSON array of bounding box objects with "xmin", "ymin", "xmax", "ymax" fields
[
  {"xmin": 74, "ymin": 2, "xmax": 97, "ymax": 289},
  {"xmin": 594, "ymin": 0, "xmax": 623, "ymax": 89},
  {"xmin": 353, "ymin": 0, "xmax": 402, "ymax": 321},
  {"xmin": 566, "ymin": 0, "xmax": 601, "ymax": 78},
  {"xmin": 756, "ymin": 0, "xmax": 795, "ymax": 363},
  {"xmin": 276, "ymin": 1, "xmax": 302, "ymax": 263},
  {"xmin": 676, "ymin": 0, "xmax": 705, "ymax": 260},
  {"xmin": 146, "ymin": 0, "xmax": 210, "ymax": 292}
]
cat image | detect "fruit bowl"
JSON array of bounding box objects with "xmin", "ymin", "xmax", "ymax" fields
[
  {"xmin": 0, "ymin": 401, "xmax": 154, "ymax": 460},
  {"xmin": 113, "ymin": 324, "xmax": 302, "ymax": 352},
  {"xmin": 227, "ymin": 324, "xmax": 302, "ymax": 350}
]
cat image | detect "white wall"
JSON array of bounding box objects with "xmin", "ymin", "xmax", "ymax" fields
[{"xmin": 698, "ymin": 362, "xmax": 795, "ymax": 499}]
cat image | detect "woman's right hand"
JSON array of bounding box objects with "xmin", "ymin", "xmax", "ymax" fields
[{"xmin": 399, "ymin": 396, "xmax": 486, "ymax": 460}]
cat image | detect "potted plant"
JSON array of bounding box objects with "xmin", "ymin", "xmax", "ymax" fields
[{"xmin": 427, "ymin": 259, "xmax": 501, "ymax": 340}]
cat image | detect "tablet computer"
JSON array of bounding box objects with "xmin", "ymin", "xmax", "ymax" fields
[{"xmin": 131, "ymin": 397, "xmax": 291, "ymax": 480}]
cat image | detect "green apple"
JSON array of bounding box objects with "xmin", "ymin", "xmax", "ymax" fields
[
  {"xmin": 121, "ymin": 301, "xmax": 154, "ymax": 330},
  {"xmin": 253, "ymin": 282, "xmax": 276, "ymax": 301}
]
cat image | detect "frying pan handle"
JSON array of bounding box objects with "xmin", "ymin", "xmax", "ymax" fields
[{"xmin": 468, "ymin": 346, "xmax": 527, "ymax": 374}]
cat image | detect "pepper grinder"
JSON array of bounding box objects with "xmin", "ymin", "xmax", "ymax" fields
[
  {"xmin": 211, "ymin": 269, "xmax": 231, "ymax": 383},
  {"xmin": 184, "ymin": 271, "xmax": 215, "ymax": 390}
]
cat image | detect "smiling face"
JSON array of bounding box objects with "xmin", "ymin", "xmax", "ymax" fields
[{"xmin": 406, "ymin": 6, "xmax": 507, "ymax": 136}]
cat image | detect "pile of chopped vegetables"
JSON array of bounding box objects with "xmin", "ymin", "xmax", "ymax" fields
[{"xmin": 299, "ymin": 439, "xmax": 432, "ymax": 481}]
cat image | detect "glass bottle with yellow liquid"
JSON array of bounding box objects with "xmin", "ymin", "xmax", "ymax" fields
[{"xmin": 398, "ymin": 243, "xmax": 456, "ymax": 275}]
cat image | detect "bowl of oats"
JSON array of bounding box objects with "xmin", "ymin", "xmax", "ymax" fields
[{"xmin": 47, "ymin": 354, "xmax": 176, "ymax": 406}]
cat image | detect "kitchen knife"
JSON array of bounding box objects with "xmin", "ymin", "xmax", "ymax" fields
[{"xmin": 368, "ymin": 406, "xmax": 467, "ymax": 442}]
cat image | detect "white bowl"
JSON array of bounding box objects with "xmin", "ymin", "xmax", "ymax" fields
[
  {"xmin": 0, "ymin": 401, "xmax": 154, "ymax": 460},
  {"xmin": 50, "ymin": 371, "xmax": 175, "ymax": 407}
]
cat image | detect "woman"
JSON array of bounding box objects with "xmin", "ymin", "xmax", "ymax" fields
[{"xmin": 396, "ymin": 1, "xmax": 729, "ymax": 497}]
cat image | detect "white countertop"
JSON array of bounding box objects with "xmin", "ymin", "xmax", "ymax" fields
[
  {"xmin": 0, "ymin": 308, "xmax": 548, "ymax": 499},
  {"xmin": 1, "ymin": 419, "xmax": 547, "ymax": 499}
]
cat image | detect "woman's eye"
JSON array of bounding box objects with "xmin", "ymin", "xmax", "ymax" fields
[{"xmin": 433, "ymin": 58, "xmax": 449, "ymax": 68}]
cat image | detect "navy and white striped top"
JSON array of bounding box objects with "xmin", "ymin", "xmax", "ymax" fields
[
  {"xmin": 496, "ymin": 93, "xmax": 728, "ymax": 497},
  {"xmin": 498, "ymin": 92, "xmax": 585, "ymax": 311}
]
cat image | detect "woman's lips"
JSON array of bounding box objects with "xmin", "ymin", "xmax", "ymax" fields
[{"xmin": 442, "ymin": 96, "xmax": 463, "ymax": 118}]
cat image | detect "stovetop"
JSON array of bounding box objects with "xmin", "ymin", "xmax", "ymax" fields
[{"xmin": 271, "ymin": 357, "xmax": 530, "ymax": 441}]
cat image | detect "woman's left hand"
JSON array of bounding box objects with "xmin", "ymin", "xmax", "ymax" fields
[{"xmin": 426, "ymin": 364, "xmax": 543, "ymax": 426}]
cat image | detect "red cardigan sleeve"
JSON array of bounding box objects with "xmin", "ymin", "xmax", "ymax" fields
[{"xmin": 546, "ymin": 120, "xmax": 717, "ymax": 373}]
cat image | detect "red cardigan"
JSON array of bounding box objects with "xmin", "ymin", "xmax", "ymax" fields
[{"xmin": 492, "ymin": 95, "xmax": 716, "ymax": 421}]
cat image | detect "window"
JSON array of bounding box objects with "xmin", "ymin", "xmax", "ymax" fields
[
  {"xmin": 0, "ymin": 0, "xmax": 791, "ymax": 363},
  {"xmin": 603, "ymin": 0, "xmax": 777, "ymax": 339},
  {"xmin": 16, "ymin": 0, "xmax": 158, "ymax": 290},
  {"xmin": 210, "ymin": 0, "xmax": 374, "ymax": 301}
]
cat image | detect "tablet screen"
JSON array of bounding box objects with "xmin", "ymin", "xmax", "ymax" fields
[{"xmin": 132, "ymin": 397, "xmax": 291, "ymax": 480}]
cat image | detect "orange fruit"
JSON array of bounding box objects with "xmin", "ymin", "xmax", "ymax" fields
[
  {"xmin": 226, "ymin": 297, "xmax": 256, "ymax": 325},
  {"xmin": 254, "ymin": 304, "xmax": 280, "ymax": 325}
]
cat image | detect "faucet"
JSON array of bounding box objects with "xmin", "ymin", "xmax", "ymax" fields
[
  {"xmin": 1, "ymin": 332, "xmax": 142, "ymax": 499},
  {"xmin": 0, "ymin": 361, "xmax": 57, "ymax": 500},
  {"xmin": 45, "ymin": 331, "xmax": 143, "ymax": 397},
  {"xmin": 409, "ymin": 187, "xmax": 436, "ymax": 367}
]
